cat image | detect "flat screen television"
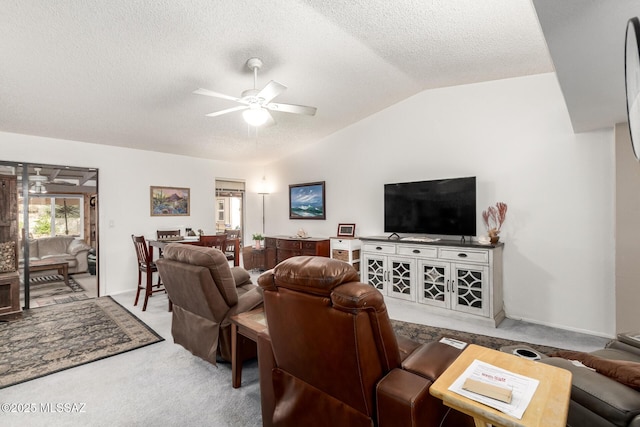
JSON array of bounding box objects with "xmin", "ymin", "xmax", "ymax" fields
[{"xmin": 384, "ymin": 177, "xmax": 476, "ymax": 236}]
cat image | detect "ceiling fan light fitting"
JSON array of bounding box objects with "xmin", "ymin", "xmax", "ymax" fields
[
  {"xmin": 29, "ymin": 182, "xmax": 47, "ymax": 194},
  {"xmin": 243, "ymin": 106, "xmax": 269, "ymax": 126}
]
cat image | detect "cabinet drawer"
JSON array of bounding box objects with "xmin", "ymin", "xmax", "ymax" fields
[
  {"xmin": 397, "ymin": 245, "xmax": 437, "ymax": 258},
  {"xmin": 352, "ymin": 261, "xmax": 360, "ymax": 273},
  {"xmin": 277, "ymin": 249, "xmax": 298, "ymax": 263},
  {"xmin": 438, "ymin": 248, "xmax": 488, "ymax": 264},
  {"xmin": 362, "ymin": 243, "xmax": 396, "ymax": 254},
  {"xmin": 302, "ymin": 241, "xmax": 317, "ymax": 250},
  {"xmin": 331, "ymin": 239, "xmax": 354, "ymax": 250},
  {"xmin": 277, "ymin": 239, "xmax": 301, "ymax": 250},
  {"xmin": 332, "ymin": 249, "xmax": 349, "ymax": 261},
  {"xmin": 332, "ymin": 249, "xmax": 360, "ymax": 261}
]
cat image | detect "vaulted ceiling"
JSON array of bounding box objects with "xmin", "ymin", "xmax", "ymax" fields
[{"xmin": 0, "ymin": 1, "xmax": 636, "ymax": 164}]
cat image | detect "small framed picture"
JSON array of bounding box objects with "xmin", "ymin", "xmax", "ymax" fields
[{"xmin": 337, "ymin": 223, "xmax": 356, "ymax": 237}]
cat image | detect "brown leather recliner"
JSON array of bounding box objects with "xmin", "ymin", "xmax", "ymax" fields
[
  {"xmin": 156, "ymin": 243, "xmax": 263, "ymax": 364},
  {"xmin": 256, "ymin": 256, "xmax": 473, "ymax": 427}
]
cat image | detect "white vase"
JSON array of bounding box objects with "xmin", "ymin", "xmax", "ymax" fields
[{"xmin": 254, "ymin": 241, "xmax": 261, "ymax": 249}]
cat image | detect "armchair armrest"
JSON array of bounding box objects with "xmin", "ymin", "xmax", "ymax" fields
[
  {"xmin": 606, "ymin": 340, "xmax": 640, "ymax": 359},
  {"xmin": 612, "ymin": 333, "xmax": 640, "ymax": 357},
  {"xmin": 68, "ymin": 239, "xmax": 91, "ymax": 256},
  {"xmin": 402, "ymin": 341, "xmax": 466, "ymax": 382},
  {"xmin": 377, "ymin": 340, "xmax": 472, "ymax": 427},
  {"xmin": 230, "ymin": 267, "xmax": 252, "ymax": 287},
  {"xmin": 377, "ymin": 368, "xmax": 441, "ymax": 427}
]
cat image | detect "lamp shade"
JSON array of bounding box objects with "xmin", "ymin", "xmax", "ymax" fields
[
  {"xmin": 243, "ymin": 106, "xmax": 269, "ymax": 126},
  {"xmin": 258, "ymin": 176, "xmax": 270, "ymax": 195}
]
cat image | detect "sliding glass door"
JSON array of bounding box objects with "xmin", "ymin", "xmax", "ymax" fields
[{"xmin": 0, "ymin": 161, "xmax": 98, "ymax": 309}]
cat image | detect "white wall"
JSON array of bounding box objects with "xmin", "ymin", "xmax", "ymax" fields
[
  {"xmin": 264, "ymin": 73, "xmax": 616, "ymax": 337},
  {"xmin": 615, "ymin": 122, "xmax": 640, "ymax": 333},
  {"xmin": 0, "ymin": 131, "xmax": 261, "ymax": 296}
]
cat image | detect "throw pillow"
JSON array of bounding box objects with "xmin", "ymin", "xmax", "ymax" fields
[
  {"xmin": 550, "ymin": 350, "xmax": 640, "ymax": 390},
  {"xmin": 0, "ymin": 241, "xmax": 16, "ymax": 273}
]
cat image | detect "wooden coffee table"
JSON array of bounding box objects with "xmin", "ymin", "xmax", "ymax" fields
[
  {"xmin": 28, "ymin": 259, "xmax": 70, "ymax": 286},
  {"xmin": 230, "ymin": 307, "xmax": 267, "ymax": 388},
  {"xmin": 430, "ymin": 344, "xmax": 572, "ymax": 427}
]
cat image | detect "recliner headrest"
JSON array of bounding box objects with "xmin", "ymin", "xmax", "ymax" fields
[
  {"xmin": 163, "ymin": 243, "xmax": 227, "ymax": 266},
  {"xmin": 162, "ymin": 243, "xmax": 239, "ymax": 306},
  {"xmin": 258, "ymin": 256, "xmax": 359, "ymax": 296}
]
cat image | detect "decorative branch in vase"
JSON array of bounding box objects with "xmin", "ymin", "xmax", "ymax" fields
[{"xmin": 482, "ymin": 202, "xmax": 508, "ymax": 244}]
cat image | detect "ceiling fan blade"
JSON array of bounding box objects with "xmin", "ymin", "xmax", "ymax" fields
[
  {"xmin": 193, "ymin": 88, "xmax": 241, "ymax": 103},
  {"xmin": 257, "ymin": 81, "xmax": 287, "ymax": 104},
  {"xmin": 266, "ymin": 102, "xmax": 317, "ymax": 116},
  {"xmin": 264, "ymin": 110, "xmax": 276, "ymax": 126},
  {"xmin": 205, "ymin": 105, "xmax": 248, "ymax": 118}
]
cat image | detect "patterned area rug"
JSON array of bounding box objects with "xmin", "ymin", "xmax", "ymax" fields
[
  {"xmin": 0, "ymin": 296, "xmax": 164, "ymax": 389},
  {"xmin": 22, "ymin": 274, "xmax": 89, "ymax": 306},
  {"xmin": 391, "ymin": 319, "xmax": 565, "ymax": 355},
  {"xmin": 30, "ymin": 274, "xmax": 83, "ymax": 291}
]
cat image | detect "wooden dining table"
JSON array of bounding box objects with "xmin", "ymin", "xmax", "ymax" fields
[{"xmin": 149, "ymin": 237, "xmax": 240, "ymax": 266}]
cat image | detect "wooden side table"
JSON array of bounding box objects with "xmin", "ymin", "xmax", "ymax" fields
[
  {"xmin": 251, "ymin": 248, "xmax": 266, "ymax": 271},
  {"xmin": 230, "ymin": 307, "xmax": 267, "ymax": 388},
  {"xmin": 429, "ymin": 344, "xmax": 572, "ymax": 427}
]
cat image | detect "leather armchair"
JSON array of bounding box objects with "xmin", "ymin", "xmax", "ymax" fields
[
  {"xmin": 256, "ymin": 256, "xmax": 473, "ymax": 427},
  {"xmin": 542, "ymin": 335, "xmax": 640, "ymax": 427},
  {"xmin": 156, "ymin": 243, "xmax": 263, "ymax": 364}
]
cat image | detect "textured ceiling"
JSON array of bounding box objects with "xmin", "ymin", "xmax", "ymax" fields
[{"xmin": 0, "ymin": 1, "xmax": 558, "ymax": 163}]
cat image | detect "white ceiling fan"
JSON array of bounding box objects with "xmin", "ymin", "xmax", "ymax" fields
[
  {"xmin": 28, "ymin": 167, "xmax": 48, "ymax": 194},
  {"xmin": 193, "ymin": 57, "xmax": 317, "ymax": 127}
]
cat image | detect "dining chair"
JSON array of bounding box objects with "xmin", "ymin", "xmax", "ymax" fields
[
  {"xmin": 198, "ymin": 234, "xmax": 227, "ymax": 251},
  {"xmin": 225, "ymin": 229, "xmax": 240, "ymax": 240},
  {"xmin": 199, "ymin": 235, "xmax": 235, "ymax": 264},
  {"xmin": 131, "ymin": 234, "xmax": 167, "ymax": 311},
  {"xmin": 224, "ymin": 229, "xmax": 241, "ymax": 264}
]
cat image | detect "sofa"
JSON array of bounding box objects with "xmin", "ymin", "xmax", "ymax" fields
[
  {"xmin": 156, "ymin": 243, "xmax": 264, "ymax": 364},
  {"xmin": 21, "ymin": 236, "xmax": 92, "ymax": 274},
  {"xmin": 542, "ymin": 334, "xmax": 640, "ymax": 427},
  {"xmin": 257, "ymin": 256, "xmax": 473, "ymax": 427}
]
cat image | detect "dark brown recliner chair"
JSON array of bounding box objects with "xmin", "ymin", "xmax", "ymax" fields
[
  {"xmin": 156, "ymin": 243, "xmax": 263, "ymax": 364},
  {"xmin": 257, "ymin": 256, "xmax": 473, "ymax": 427}
]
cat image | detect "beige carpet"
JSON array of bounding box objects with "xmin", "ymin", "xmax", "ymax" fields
[{"xmin": 0, "ymin": 296, "xmax": 163, "ymax": 389}]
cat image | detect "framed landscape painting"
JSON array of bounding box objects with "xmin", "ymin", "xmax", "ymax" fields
[
  {"xmin": 150, "ymin": 186, "xmax": 190, "ymax": 216},
  {"xmin": 289, "ymin": 181, "xmax": 326, "ymax": 220}
]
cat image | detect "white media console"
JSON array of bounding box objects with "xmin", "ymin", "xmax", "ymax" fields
[{"xmin": 360, "ymin": 236, "xmax": 504, "ymax": 327}]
